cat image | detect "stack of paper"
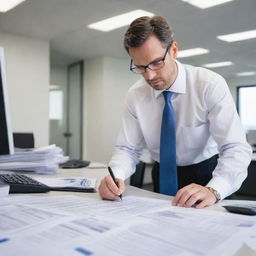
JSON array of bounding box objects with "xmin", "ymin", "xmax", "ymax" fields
[{"xmin": 0, "ymin": 145, "xmax": 68, "ymax": 174}]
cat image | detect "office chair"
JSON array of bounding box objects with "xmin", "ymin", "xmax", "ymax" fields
[
  {"xmin": 13, "ymin": 133, "xmax": 35, "ymax": 148},
  {"xmin": 130, "ymin": 161, "xmax": 146, "ymax": 188},
  {"xmin": 235, "ymin": 161, "xmax": 256, "ymax": 199}
]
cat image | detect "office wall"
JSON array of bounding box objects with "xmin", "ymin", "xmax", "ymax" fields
[
  {"xmin": 0, "ymin": 32, "xmax": 49, "ymax": 147},
  {"xmin": 83, "ymin": 57, "xmax": 138, "ymax": 163}
]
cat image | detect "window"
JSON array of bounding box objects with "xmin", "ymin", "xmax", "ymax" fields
[
  {"xmin": 237, "ymin": 85, "xmax": 256, "ymax": 145},
  {"xmin": 237, "ymin": 85, "xmax": 256, "ymax": 130},
  {"xmin": 49, "ymin": 89, "xmax": 63, "ymax": 120}
]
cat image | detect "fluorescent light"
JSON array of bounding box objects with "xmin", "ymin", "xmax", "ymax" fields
[
  {"xmin": 236, "ymin": 71, "xmax": 256, "ymax": 77},
  {"xmin": 178, "ymin": 48, "xmax": 209, "ymax": 58},
  {"xmin": 203, "ymin": 61, "xmax": 233, "ymax": 68},
  {"xmin": 217, "ymin": 29, "xmax": 256, "ymax": 42},
  {"xmin": 0, "ymin": 0, "xmax": 26, "ymax": 12},
  {"xmin": 181, "ymin": 0, "xmax": 233, "ymax": 9},
  {"xmin": 88, "ymin": 10, "xmax": 154, "ymax": 32}
]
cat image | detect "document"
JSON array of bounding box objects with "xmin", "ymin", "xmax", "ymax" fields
[
  {"xmin": 3, "ymin": 194, "xmax": 169, "ymax": 220},
  {"xmin": 0, "ymin": 194, "xmax": 255, "ymax": 256},
  {"xmin": 244, "ymin": 225, "xmax": 256, "ymax": 252},
  {"xmin": 0, "ymin": 144, "xmax": 68, "ymax": 174},
  {"xmin": 36, "ymin": 177, "xmax": 96, "ymax": 192},
  {"xmin": 0, "ymin": 204, "xmax": 68, "ymax": 235},
  {"xmin": 71, "ymin": 203, "xmax": 255, "ymax": 256}
]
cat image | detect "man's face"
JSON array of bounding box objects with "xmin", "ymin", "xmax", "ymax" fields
[{"xmin": 129, "ymin": 35, "xmax": 178, "ymax": 90}]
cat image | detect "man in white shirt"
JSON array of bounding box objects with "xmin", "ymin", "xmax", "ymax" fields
[{"xmin": 99, "ymin": 16, "xmax": 252, "ymax": 208}]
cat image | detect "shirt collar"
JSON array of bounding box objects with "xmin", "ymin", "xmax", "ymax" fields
[{"xmin": 153, "ymin": 60, "xmax": 186, "ymax": 98}]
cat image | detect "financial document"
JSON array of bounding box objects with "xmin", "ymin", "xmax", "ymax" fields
[{"xmin": 0, "ymin": 194, "xmax": 255, "ymax": 256}]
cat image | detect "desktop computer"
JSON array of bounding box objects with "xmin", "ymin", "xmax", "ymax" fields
[{"xmin": 0, "ymin": 46, "xmax": 14, "ymax": 155}]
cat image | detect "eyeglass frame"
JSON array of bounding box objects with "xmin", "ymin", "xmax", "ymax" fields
[{"xmin": 129, "ymin": 43, "xmax": 172, "ymax": 74}]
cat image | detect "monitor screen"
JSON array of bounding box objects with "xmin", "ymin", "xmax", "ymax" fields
[{"xmin": 0, "ymin": 46, "xmax": 14, "ymax": 155}]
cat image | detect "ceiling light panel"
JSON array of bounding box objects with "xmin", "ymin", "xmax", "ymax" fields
[
  {"xmin": 178, "ymin": 48, "xmax": 209, "ymax": 58},
  {"xmin": 217, "ymin": 29, "xmax": 256, "ymax": 42},
  {"xmin": 181, "ymin": 0, "xmax": 233, "ymax": 9},
  {"xmin": 88, "ymin": 10, "xmax": 154, "ymax": 32},
  {"xmin": 0, "ymin": 0, "xmax": 26, "ymax": 12},
  {"xmin": 236, "ymin": 71, "xmax": 256, "ymax": 77},
  {"xmin": 203, "ymin": 61, "xmax": 233, "ymax": 68}
]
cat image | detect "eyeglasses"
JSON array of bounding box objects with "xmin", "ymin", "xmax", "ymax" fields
[{"xmin": 130, "ymin": 45, "xmax": 171, "ymax": 74}]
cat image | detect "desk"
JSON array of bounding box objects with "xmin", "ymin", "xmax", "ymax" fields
[
  {"xmin": 0, "ymin": 167, "xmax": 256, "ymax": 256},
  {"xmin": 37, "ymin": 168, "xmax": 246, "ymax": 211}
]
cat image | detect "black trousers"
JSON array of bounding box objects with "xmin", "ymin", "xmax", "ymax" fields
[{"xmin": 152, "ymin": 155, "xmax": 219, "ymax": 193}]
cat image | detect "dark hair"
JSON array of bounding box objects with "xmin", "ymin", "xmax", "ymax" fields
[{"xmin": 124, "ymin": 16, "xmax": 174, "ymax": 53}]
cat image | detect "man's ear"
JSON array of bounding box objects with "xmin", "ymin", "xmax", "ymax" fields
[{"xmin": 170, "ymin": 41, "xmax": 179, "ymax": 59}]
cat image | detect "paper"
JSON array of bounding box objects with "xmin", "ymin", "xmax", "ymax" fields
[
  {"xmin": 244, "ymin": 225, "xmax": 256, "ymax": 252},
  {"xmin": 234, "ymin": 244, "xmax": 256, "ymax": 256},
  {"xmin": 0, "ymin": 144, "xmax": 68, "ymax": 174},
  {"xmin": 0, "ymin": 194, "xmax": 255, "ymax": 256},
  {"xmin": 36, "ymin": 177, "xmax": 96, "ymax": 190}
]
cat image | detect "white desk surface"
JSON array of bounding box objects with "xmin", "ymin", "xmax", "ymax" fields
[
  {"xmin": 1, "ymin": 167, "xmax": 256, "ymax": 256},
  {"xmin": 30, "ymin": 167, "xmax": 253, "ymax": 213}
]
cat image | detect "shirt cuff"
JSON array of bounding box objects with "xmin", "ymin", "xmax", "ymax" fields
[{"xmin": 206, "ymin": 177, "xmax": 233, "ymax": 200}]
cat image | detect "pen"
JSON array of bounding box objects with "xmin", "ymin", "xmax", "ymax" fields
[{"xmin": 108, "ymin": 166, "xmax": 122, "ymax": 200}]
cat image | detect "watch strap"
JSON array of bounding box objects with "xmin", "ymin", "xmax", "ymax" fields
[{"xmin": 206, "ymin": 186, "xmax": 221, "ymax": 203}]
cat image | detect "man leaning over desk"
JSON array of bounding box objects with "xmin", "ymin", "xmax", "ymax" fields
[{"xmin": 99, "ymin": 16, "xmax": 252, "ymax": 208}]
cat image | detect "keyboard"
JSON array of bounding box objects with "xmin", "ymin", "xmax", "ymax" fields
[
  {"xmin": 60, "ymin": 160, "xmax": 90, "ymax": 169},
  {"xmin": 0, "ymin": 174, "xmax": 50, "ymax": 193},
  {"xmin": 223, "ymin": 204, "xmax": 256, "ymax": 216}
]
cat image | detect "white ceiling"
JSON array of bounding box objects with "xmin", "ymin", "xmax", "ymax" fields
[{"xmin": 0, "ymin": 0, "xmax": 255, "ymax": 80}]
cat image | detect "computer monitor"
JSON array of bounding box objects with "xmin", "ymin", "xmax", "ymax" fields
[{"xmin": 0, "ymin": 46, "xmax": 14, "ymax": 155}]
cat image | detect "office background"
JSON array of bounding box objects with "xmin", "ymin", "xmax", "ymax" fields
[{"xmin": 0, "ymin": 0, "xmax": 255, "ymax": 164}]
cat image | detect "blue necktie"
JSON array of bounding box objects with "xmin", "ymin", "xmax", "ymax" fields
[{"xmin": 160, "ymin": 91, "xmax": 178, "ymax": 196}]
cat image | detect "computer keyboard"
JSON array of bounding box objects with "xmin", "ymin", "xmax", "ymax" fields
[
  {"xmin": 0, "ymin": 174, "xmax": 50, "ymax": 193},
  {"xmin": 60, "ymin": 159, "xmax": 90, "ymax": 169}
]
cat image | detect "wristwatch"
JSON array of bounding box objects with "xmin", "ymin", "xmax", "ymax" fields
[{"xmin": 206, "ymin": 187, "xmax": 221, "ymax": 203}]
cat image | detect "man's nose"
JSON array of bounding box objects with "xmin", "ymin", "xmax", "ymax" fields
[{"xmin": 143, "ymin": 68, "xmax": 156, "ymax": 80}]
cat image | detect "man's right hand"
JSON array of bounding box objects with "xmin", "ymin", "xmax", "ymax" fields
[{"xmin": 99, "ymin": 175, "xmax": 125, "ymax": 200}]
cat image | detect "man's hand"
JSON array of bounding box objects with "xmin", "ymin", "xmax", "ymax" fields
[
  {"xmin": 172, "ymin": 183, "xmax": 217, "ymax": 208},
  {"xmin": 99, "ymin": 175, "xmax": 125, "ymax": 200}
]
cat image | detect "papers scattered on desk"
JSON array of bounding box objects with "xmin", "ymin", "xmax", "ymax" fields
[
  {"xmin": 36, "ymin": 177, "xmax": 96, "ymax": 192},
  {"xmin": 0, "ymin": 194, "xmax": 256, "ymax": 256},
  {"xmin": 0, "ymin": 145, "xmax": 68, "ymax": 174}
]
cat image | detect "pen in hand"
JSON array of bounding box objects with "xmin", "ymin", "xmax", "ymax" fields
[{"xmin": 108, "ymin": 167, "xmax": 122, "ymax": 200}]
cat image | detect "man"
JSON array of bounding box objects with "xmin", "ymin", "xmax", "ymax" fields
[{"xmin": 99, "ymin": 16, "xmax": 252, "ymax": 208}]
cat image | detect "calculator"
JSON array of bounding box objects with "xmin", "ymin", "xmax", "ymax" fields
[
  {"xmin": 0, "ymin": 174, "xmax": 51, "ymax": 193},
  {"xmin": 223, "ymin": 205, "xmax": 256, "ymax": 216}
]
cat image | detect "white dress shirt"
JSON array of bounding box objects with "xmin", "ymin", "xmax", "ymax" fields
[{"xmin": 109, "ymin": 60, "xmax": 252, "ymax": 199}]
